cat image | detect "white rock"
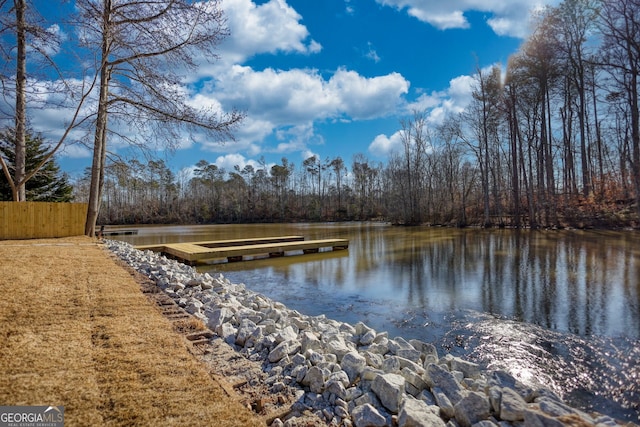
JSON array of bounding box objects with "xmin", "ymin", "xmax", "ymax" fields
[
  {"xmin": 401, "ymin": 367, "xmax": 427, "ymax": 394},
  {"xmin": 432, "ymin": 388, "xmax": 455, "ymax": 419},
  {"xmin": 448, "ymin": 356, "xmax": 481, "ymax": 379},
  {"xmin": 295, "ymin": 365, "xmax": 308, "ymax": 383},
  {"xmin": 305, "ymin": 349, "xmax": 325, "ymax": 365},
  {"xmin": 382, "ymin": 356, "xmax": 402, "ymax": 373},
  {"xmin": 217, "ymin": 323, "xmax": 237, "ymax": 345},
  {"xmin": 398, "ymin": 397, "xmax": 446, "ymax": 427},
  {"xmin": 301, "ymin": 331, "xmax": 323, "ymax": 352},
  {"xmin": 425, "ymin": 363, "xmax": 464, "ymax": 405},
  {"xmin": 360, "ymin": 330, "xmax": 377, "ymax": 346},
  {"xmin": 372, "ymin": 373, "xmax": 406, "ymax": 413},
  {"xmin": 341, "ymin": 351, "xmax": 367, "ymax": 383},
  {"xmin": 523, "ymin": 409, "xmax": 565, "ymax": 427},
  {"xmin": 367, "ymin": 342, "xmax": 390, "ymax": 355},
  {"xmin": 276, "ymin": 325, "xmax": 298, "ymax": 344},
  {"xmin": 185, "ymin": 300, "xmax": 203, "ymax": 314},
  {"xmin": 326, "ymin": 378, "xmax": 348, "ymax": 400},
  {"xmin": 268, "ymin": 341, "xmax": 290, "ymax": 363},
  {"xmin": 362, "ymin": 367, "xmax": 384, "ymax": 381},
  {"xmin": 291, "ymin": 317, "xmax": 310, "ymax": 330},
  {"xmin": 453, "ymin": 392, "xmax": 491, "ymax": 427},
  {"xmin": 235, "ymin": 318, "xmax": 257, "ymax": 347},
  {"xmin": 351, "ymin": 403, "xmax": 387, "ymax": 427},
  {"xmin": 324, "ymin": 335, "xmax": 352, "ymax": 361},
  {"xmin": 396, "ymin": 348, "xmax": 422, "ymax": 364},
  {"xmin": 409, "ymin": 339, "xmax": 438, "ymax": 362},
  {"xmin": 245, "ymin": 326, "xmax": 264, "ymax": 349},
  {"xmin": 340, "ymin": 322, "xmax": 357, "ymax": 335},
  {"xmin": 355, "ymin": 321, "xmax": 373, "ymax": 335},
  {"xmin": 302, "ymin": 366, "xmax": 326, "ymax": 394},
  {"xmin": 207, "ymin": 307, "xmax": 232, "ymax": 331},
  {"xmin": 499, "ymin": 387, "xmax": 527, "ymax": 421},
  {"xmin": 388, "ymin": 336, "xmax": 414, "ymax": 354},
  {"xmin": 363, "ymin": 351, "xmax": 384, "ymax": 369}
]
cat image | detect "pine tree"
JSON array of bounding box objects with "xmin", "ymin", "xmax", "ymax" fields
[{"xmin": 0, "ymin": 129, "xmax": 73, "ymax": 202}]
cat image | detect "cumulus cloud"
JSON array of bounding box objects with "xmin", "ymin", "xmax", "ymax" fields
[
  {"xmin": 212, "ymin": 153, "xmax": 265, "ymax": 172},
  {"xmin": 218, "ymin": 0, "xmax": 321, "ymax": 64},
  {"xmin": 403, "ymin": 73, "xmax": 475, "ymax": 126},
  {"xmin": 374, "ymin": 0, "xmax": 558, "ymax": 38},
  {"xmin": 369, "ymin": 131, "xmax": 403, "ymax": 158},
  {"xmin": 370, "ymin": 71, "xmax": 478, "ymax": 157},
  {"xmin": 211, "ymin": 65, "xmax": 409, "ymax": 127},
  {"xmin": 193, "ymin": 64, "xmax": 409, "ymax": 158}
]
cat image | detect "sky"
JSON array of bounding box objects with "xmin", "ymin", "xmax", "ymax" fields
[{"xmin": 26, "ymin": 0, "xmax": 560, "ymax": 177}]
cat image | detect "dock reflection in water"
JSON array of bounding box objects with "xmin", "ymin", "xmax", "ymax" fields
[{"xmin": 118, "ymin": 223, "xmax": 640, "ymax": 422}]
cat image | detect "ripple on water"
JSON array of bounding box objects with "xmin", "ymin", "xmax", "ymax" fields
[{"xmin": 443, "ymin": 313, "xmax": 640, "ymax": 423}]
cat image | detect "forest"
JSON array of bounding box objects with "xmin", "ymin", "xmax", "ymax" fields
[
  {"xmin": 1, "ymin": 0, "xmax": 640, "ymax": 230},
  {"xmin": 68, "ymin": 0, "xmax": 640, "ymax": 229}
]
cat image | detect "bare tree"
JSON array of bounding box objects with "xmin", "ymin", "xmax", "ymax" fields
[
  {"xmin": 548, "ymin": 0, "xmax": 600, "ymax": 197},
  {"xmin": 76, "ymin": 0, "xmax": 244, "ymax": 236},
  {"xmin": 598, "ymin": 0, "xmax": 640, "ymax": 219},
  {"xmin": 391, "ymin": 110, "xmax": 429, "ymax": 225},
  {"xmin": 460, "ymin": 65, "xmax": 504, "ymax": 226},
  {"xmin": 0, "ymin": 0, "xmax": 93, "ymax": 201}
]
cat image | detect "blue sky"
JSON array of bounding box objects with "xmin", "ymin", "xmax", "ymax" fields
[{"xmin": 26, "ymin": 0, "xmax": 559, "ymax": 177}]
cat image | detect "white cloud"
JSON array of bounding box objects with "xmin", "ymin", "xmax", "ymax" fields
[
  {"xmin": 374, "ymin": 0, "xmax": 558, "ymax": 38},
  {"xmin": 58, "ymin": 143, "xmax": 92, "ymax": 159},
  {"xmin": 328, "ymin": 69, "xmax": 409, "ymax": 120},
  {"xmin": 369, "ymin": 131, "xmax": 403, "ymax": 158},
  {"xmin": 30, "ymin": 24, "xmax": 66, "ymax": 56},
  {"xmin": 365, "ymin": 42, "xmax": 381, "ymax": 63},
  {"xmin": 370, "ymin": 71, "xmax": 479, "ymax": 157},
  {"xmin": 218, "ymin": 0, "xmax": 321, "ymax": 64},
  {"xmin": 211, "ymin": 65, "xmax": 409, "ymax": 133},
  {"xmin": 301, "ymin": 149, "xmax": 320, "ymax": 162},
  {"xmin": 345, "ymin": 0, "xmax": 355, "ymax": 14},
  {"xmin": 213, "ymin": 153, "xmax": 264, "ymax": 172},
  {"xmin": 404, "ymin": 73, "xmax": 474, "ymax": 125}
]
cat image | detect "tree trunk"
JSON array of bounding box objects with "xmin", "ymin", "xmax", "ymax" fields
[
  {"xmin": 85, "ymin": 0, "xmax": 112, "ymax": 236},
  {"xmin": 630, "ymin": 73, "xmax": 640, "ymax": 221},
  {"xmin": 14, "ymin": 0, "xmax": 27, "ymax": 201}
]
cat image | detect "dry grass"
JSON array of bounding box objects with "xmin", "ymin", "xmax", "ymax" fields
[{"xmin": 0, "ymin": 236, "xmax": 262, "ymax": 426}]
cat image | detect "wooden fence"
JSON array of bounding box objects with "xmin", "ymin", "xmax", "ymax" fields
[{"xmin": 0, "ymin": 202, "xmax": 88, "ymax": 240}]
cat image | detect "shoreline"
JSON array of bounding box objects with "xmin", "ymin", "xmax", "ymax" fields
[{"xmin": 107, "ymin": 239, "xmax": 638, "ymax": 427}]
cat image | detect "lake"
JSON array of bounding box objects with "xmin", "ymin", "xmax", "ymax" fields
[{"xmin": 115, "ymin": 222, "xmax": 640, "ymax": 422}]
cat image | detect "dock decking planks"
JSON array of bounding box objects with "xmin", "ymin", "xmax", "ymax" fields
[
  {"xmin": 135, "ymin": 236, "xmax": 348, "ymax": 264},
  {"xmin": 135, "ymin": 236, "xmax": 305, "ymax": 252}
]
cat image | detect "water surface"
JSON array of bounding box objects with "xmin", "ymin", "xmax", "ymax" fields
[{"xmin": 118, "ymin": 223, "xmax": 640, "ymax": 421}]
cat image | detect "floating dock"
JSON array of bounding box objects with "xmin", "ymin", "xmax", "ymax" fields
[
  {"xmin": 135, "ymin": 236, "xmax": 348, "ymax": 264},
  {"xmin": 98, "ymin": 228, "xmax": 139, "ymax": 236}
]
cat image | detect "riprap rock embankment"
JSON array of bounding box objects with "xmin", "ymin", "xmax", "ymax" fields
[{"xmin": 107, "ymin": 240, "xmax": 627, "ymax": 427}]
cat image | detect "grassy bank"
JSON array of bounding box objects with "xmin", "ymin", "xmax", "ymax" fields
[{"xmin": 0, "ymin": 236, "xmax": 262, "ymax": 426}]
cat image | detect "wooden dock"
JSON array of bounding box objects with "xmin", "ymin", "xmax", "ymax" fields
[
  {"xmin": 135, "ymin": 236, "xmax": 348, "ymax": 264},
  {"xmin": 135, "ymin": 236, "xmax": 304, "ymax": 252},
  {"xmin": 98, "ymin": 228, "xmax": 139, "ymax": 236}
]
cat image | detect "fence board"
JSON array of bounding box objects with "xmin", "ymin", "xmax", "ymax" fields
[{"xmin": 0, "ymin": 202, "xmax": 88, "ymax": 240}]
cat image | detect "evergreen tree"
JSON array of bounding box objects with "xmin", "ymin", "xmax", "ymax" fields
[{"xmin": 0, "ymin": 129, "xmax": 73, "ymax": 202}]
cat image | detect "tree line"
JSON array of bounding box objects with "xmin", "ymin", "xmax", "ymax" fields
[
  {"xmin": 4, "ymin": 0, "xmax": 640, "ymax": 229},
  {"xmin": 71, "ymin": 0, "xmax": 640, "ymax": 229}
]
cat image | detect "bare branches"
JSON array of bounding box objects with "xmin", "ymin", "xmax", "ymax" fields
[{"xmin": 78, "ymin": 0, "xmax": 241, "ymax": 235}]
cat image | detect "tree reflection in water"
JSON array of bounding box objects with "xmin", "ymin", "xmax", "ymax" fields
[{"xmin": 120, "ymin": 224, "xmax": 640, "ymax": 421}]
